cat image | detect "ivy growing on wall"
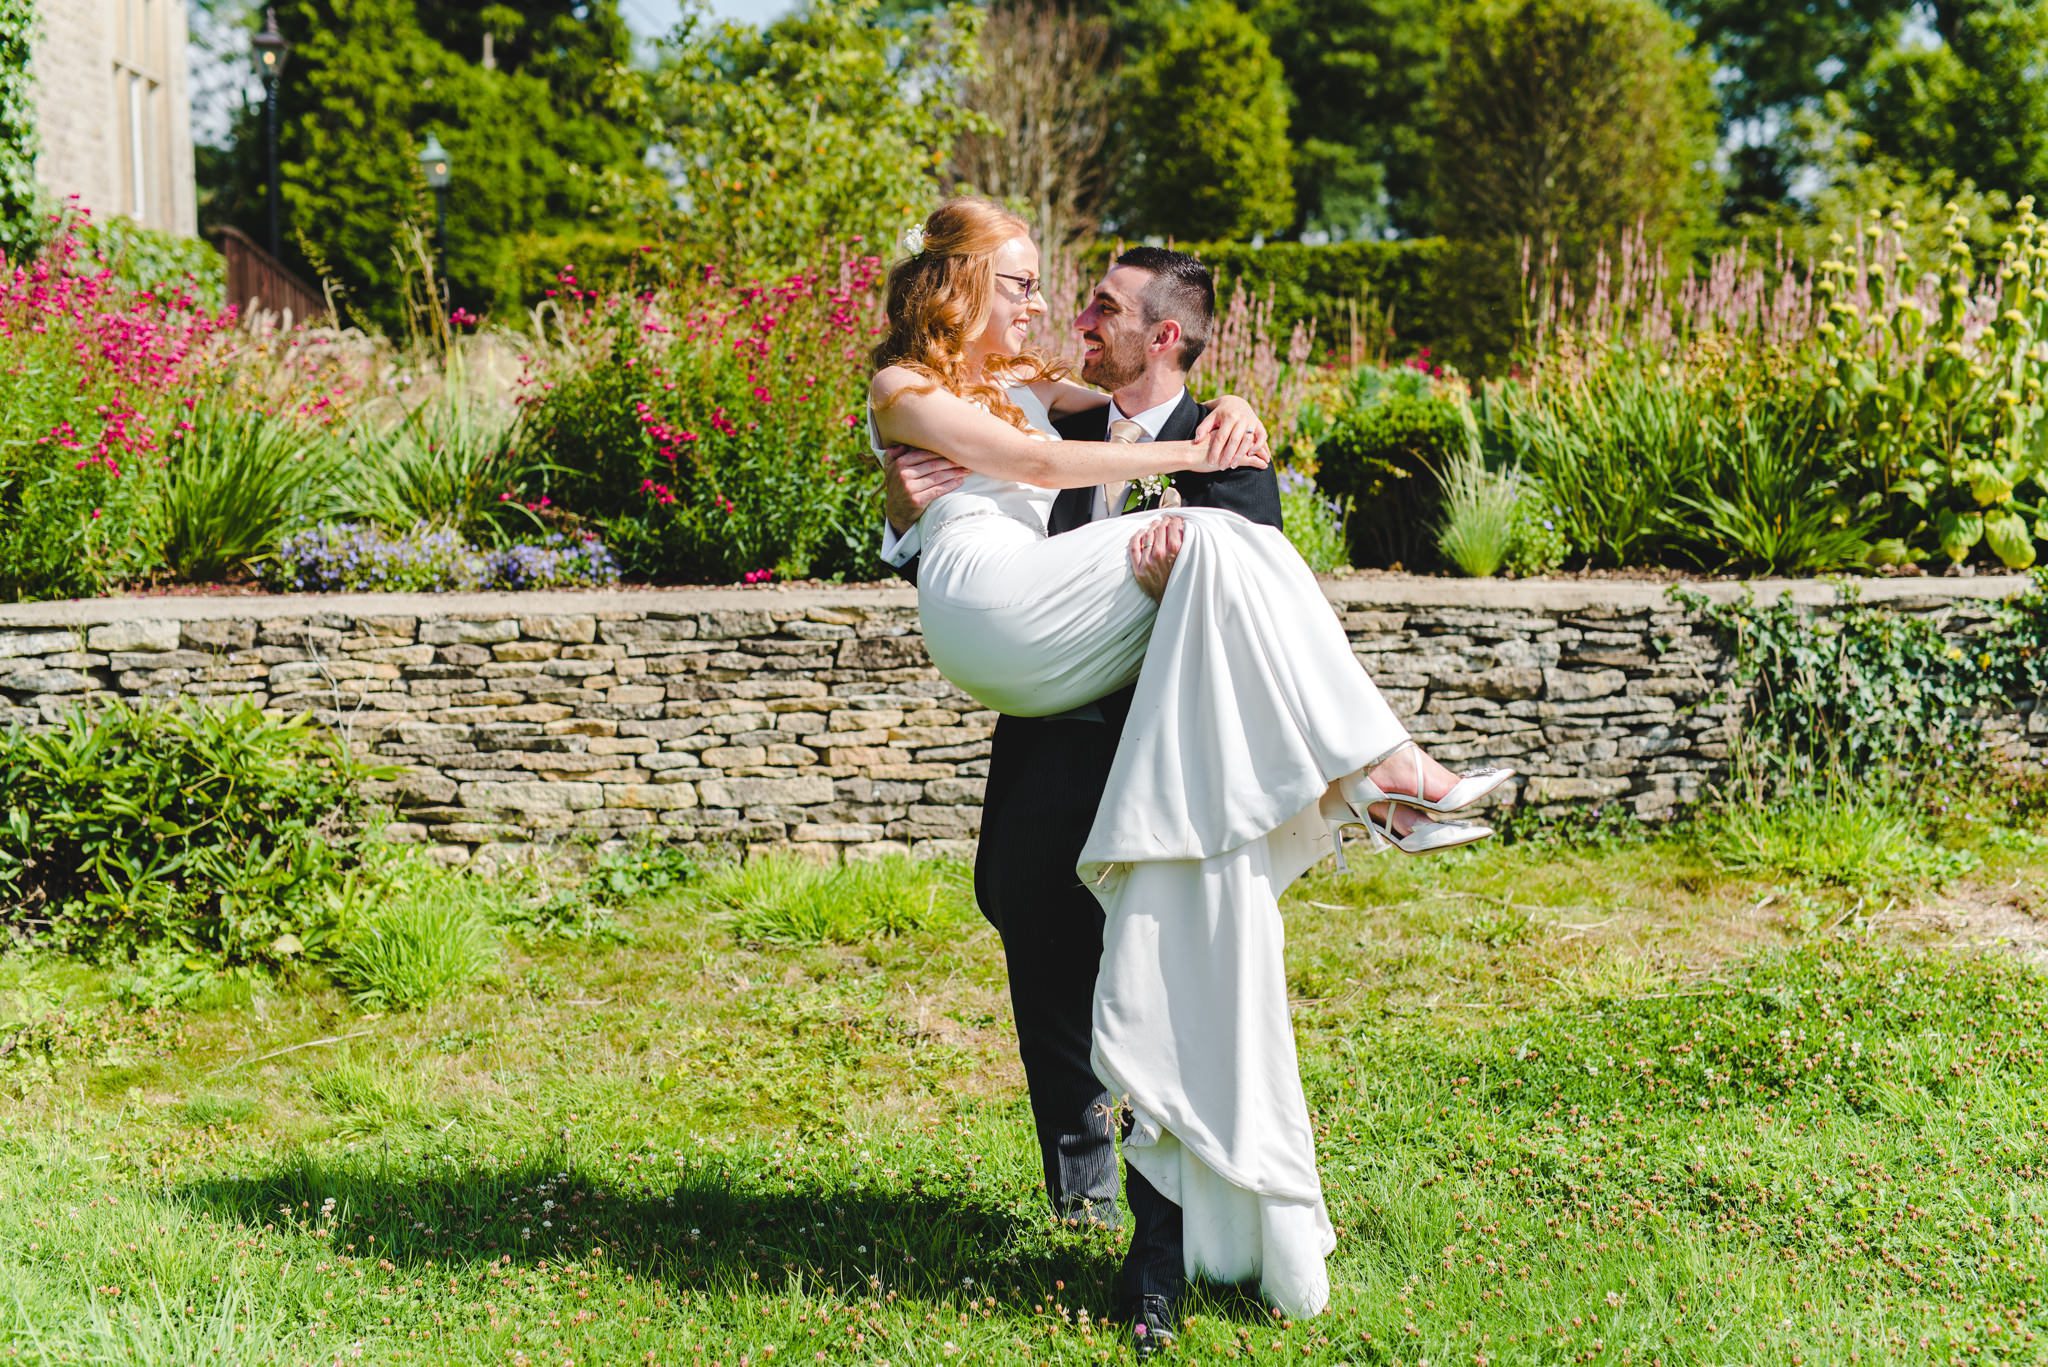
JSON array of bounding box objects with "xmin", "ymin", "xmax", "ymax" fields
[
  {"xmin": 1674, "ymin": 577, "xmax": 2048, "ymax": 786},
  {"xmin": 0, "ymin": 0, "xmax": 41, "ymax": 262}
]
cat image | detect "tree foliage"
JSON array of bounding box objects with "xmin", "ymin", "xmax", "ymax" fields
[
  {"xmin": 1248, "ymin": 0, "xmax": 1443, "ymax": 240},
  {"xmin": 204, "ymin": 0, "xmax": 650, "ymax": 331},
  {"xmin": 1114, "ymin": 0, "xmax": 1295, "ymax": 242},
  {"xmin": 1429, "ymin": 0, "xmax": 1719, "ymax": 253},
  {"xmin": 951, "ymin": 0, "xmax": 1115, "ymax": 248},
  {"xmin": 643, "ymin": 0, "xmax": 987, "ymax": 273},
  {"xmin": 1855, "ymin": 0, "xmax": 2048, "ymax": 208},
  {"xmin": 0, "ymin": 0, "xmax": 41, "ymax": 263}
]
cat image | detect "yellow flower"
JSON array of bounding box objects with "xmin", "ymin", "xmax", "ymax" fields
[{"xmin": 1946, "ymin": 645, "xmax": 1965, "ymax": 661}]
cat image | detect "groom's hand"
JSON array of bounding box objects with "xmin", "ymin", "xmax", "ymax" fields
[
  {"xmin": 1129, "ymin": 516, "xmax": 1185, "ymax": 601},
  {"xmin": 882, "ymin": 444, "xmax": 968, "ymax": 535}
]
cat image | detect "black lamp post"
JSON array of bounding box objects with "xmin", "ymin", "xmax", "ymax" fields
[
  {"xmin": 418, "ymin": 133, "xmax": 452, "ymax": 285},
  {"xmin": 251, "ymin": 7, "xmax": 291, "ymax": 257}
]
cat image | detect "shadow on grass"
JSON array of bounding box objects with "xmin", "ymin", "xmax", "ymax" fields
[{"xmin": 175, "ymin": 1150, "xmax": 1130, "ymax": 1307}]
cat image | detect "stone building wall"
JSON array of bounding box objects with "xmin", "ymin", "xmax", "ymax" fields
[
  {"xmin": 0, "ymin": 577, "xmax": 2036, "ymax": 865},
  {"xmin": 30, "ymin": 0, "xmax": 198, "ymax": 237}
]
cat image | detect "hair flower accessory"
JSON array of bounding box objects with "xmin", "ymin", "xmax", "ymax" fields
[{"xmin": 900, "ymin": 223, "xmax": 927, "ymax": 257}]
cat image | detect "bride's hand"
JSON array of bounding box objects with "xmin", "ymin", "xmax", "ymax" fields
[
  {"xmin": 1191, "ymin": 422, "xmax": 1271, "ymax": 473},
  {"xmin": 1194, "ymin": 396, "xmax": 1270, "ymax": 468}
]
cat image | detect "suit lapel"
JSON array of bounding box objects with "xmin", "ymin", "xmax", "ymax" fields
[
  {"xmin": 1144, "ymin": 392, "xmax": 1207, "ymax": 510},
  {"xmin": 1048, "ymin": 406, "xmax": 1112, "ymax": 535}
]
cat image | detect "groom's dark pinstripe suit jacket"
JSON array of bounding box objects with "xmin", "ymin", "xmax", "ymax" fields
[{"xmin": 887, "ymin": 389, "xmax": 1283, "ymax": 1305}]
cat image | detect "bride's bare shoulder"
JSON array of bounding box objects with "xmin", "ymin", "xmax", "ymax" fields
[{"xmin": 869, "ymin": 365, "xmax": 932, "ymax": 407}]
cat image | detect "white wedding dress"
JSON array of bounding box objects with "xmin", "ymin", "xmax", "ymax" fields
[{"xmin": 885, "ymin": 384, "xmax": 1411, "ymax": 1317}]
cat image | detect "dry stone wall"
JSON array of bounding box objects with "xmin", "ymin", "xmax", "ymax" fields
[{"xmin": 0, "ymin": 578, "xmax": 2036, "ymax": 865}]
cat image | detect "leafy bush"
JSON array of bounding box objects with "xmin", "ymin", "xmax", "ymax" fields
[
  {"xmin": 0, "ymin": 701, "xmax": 378, "ymax": 967},
  {"xmin": 1310, "ymin": 366, "xmax": 1467, "ymax": 569},
  {"xmin": 522, "ymin": 251, "xmax": 885, "ymax": 582},
  {"xmin": 1809, "ymin": 201, "xmax": 2048, "ymax": 568},
  {"xmin": 77, "ymin": 216, "xmax": 227, "ymax": 310},
  {"xmin": 0, "ymin": 0, "xmax": 38, "ymax": 265},
  {"xmin": 263, "ymin": 523, "xmax": 618, "ymax": 593}
]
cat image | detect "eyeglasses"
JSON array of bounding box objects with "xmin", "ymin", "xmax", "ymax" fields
[{"xmin": 995, "ymin": 272, "xmax": 1042, "ymax": 302}]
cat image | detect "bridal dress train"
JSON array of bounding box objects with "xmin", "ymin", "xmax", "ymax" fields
[{"xmin": 884, "ymin": 386, "xmax": 1410, "ymax": 1317}]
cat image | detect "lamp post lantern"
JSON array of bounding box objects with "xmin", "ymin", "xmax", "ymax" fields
[
  {"xmin": 251, "ymin": 7, "xmax": 291, "ymax": 257},
  {"xmin": 418, "ymin": 133, "xmax": 452, "ymax": 285}
]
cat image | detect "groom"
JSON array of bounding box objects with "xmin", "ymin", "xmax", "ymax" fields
[{"xmin": 878, "ymin": 246, "xmax": 1283, "ymax": 1356}]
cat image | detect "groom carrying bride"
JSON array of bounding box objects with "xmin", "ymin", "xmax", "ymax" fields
[{"xmin": 877, "ymin": 246, "xmax": 1275, "ymax": 1357}]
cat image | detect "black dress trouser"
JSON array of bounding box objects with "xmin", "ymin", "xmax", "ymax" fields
[{"xmin": 973, "ymin": 703, "xmax": 1184, "ymax": 1312}]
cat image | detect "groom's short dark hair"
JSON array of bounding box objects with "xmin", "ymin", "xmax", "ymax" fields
[{"xmin": 1116, "ymin": 246, "xmax": 1214, "ymax": 370}]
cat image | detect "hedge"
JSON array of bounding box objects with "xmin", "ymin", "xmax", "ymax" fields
[{"xmin": 1087, "ymin": 235, "xmax": 1525, "ymax": 375}]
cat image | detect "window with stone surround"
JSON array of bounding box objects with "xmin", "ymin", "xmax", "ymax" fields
[{"xmin": 111, "ymin": 0, "xmax": 173, "ymax": 229}]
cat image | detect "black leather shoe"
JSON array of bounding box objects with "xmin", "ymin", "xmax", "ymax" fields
[{"xmin": 1129, "ymin": 1293, "xmax": 1177, "ymax": 1359}]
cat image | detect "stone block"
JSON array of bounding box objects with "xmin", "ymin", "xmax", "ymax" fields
[
  {"xmin": 1521, "ymin": 775, "xmax": 1631, "ymax": 802},
  {"xmin": 521, "ymin": 614, "xmax": 598, "ymax": 644},
  {"xmin": 1, "ymin": 667, "xmax": 95, "ymax": 694},
  {"xmin": 459, "ymin": 780, "xmax": 603, "ymax": 813},
  {"xmin": 421, "ymin": 619, "xmax": 519, "ymax": 646},
  {"xmin": 696, "ymin": 775, "xmax": 836, "ymax": 807},
  {"xmin": 1543, "ymin": 667, "xmax": 1627, "ymax": 702},
  {"xmin": 494, "ymin": 641, "xmax": 561, "ymax": 663},
  {"xmin": 86, "ymin": 619, "xmax": 180, "ymax": 652},
  {"xmin": 924, "ymin": 777, "xmax": 987, "ymax": 804},
  {"xmin": 608, "ymin": 784, "xmax": 699, "ymax": 810},
  {"xmin": 180, "ymin": 620, "xmax": 256, "ymax": 652}
]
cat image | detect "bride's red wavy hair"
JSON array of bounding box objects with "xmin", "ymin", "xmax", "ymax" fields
[{"xmin": 870, "ymin": 197, "xmax": 1069, "ymax": 432}]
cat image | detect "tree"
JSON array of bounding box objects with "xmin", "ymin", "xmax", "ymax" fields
[
  {"xmin": 1664, "ymin": 0, "xmax": 1916, "ymax": 223},
  {"xmin": 951, "ymin": 0, "xmax": 1116, "ymax": 247},
  {"xmin": 1855, "ymin": 0, "xmax": 2048, "ymax": 208},
  {"xmin": 1248, "ymin": 0, "xmax": 1444, "ymax": 240},
  {"xmin": 1115, "ymin": 0, "xmax": 1295, "ymax": 242},
  {"xmin": 643, "ymin": 0, "xmax": 988, "ymax": 271},
  {"xmin": 0, "ymin": 0, "xmax": 40, "ymax": 262},
  {"xmin": 200, "ymin": 0, "xmax": 651, "ymax": 331},
  {"xmin": 1429, "ymin": 0, "xmax": 1719, "ymax": 253}
]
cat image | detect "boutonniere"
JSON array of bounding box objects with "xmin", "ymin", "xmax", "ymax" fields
[{"xmin": 1134, "ymin": 474, "xmax": 1170, "ymax": 502}]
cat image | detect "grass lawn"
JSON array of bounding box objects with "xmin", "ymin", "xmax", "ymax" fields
[{"xmin": 0, "ymin": 808, "xmax": 2044, "ymax": 1365}]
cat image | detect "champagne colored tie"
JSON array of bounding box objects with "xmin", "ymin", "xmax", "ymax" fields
[{"xmin": 1103, "ymin": 418, "xmax": 1146, "ymax": 517}]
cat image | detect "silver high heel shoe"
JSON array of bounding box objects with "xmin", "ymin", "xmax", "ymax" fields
[
  {"xmin": 1370, "ymin": 740, "xmax": 1514, "ymax": 816},
  {"xmin": 1321, "ymin": 778, "xmax": 1492, "ymax": 868}
]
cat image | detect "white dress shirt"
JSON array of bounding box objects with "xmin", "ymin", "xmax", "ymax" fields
[{"xmin": 880, "ymin": 388, "xmax": 1188, "ymax": 568}]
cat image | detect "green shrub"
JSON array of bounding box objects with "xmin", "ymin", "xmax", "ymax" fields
[
  {"xmin": 1311, "ymin": 367, "xmax": 1467, "ymax": 570},
  {"xmin": 1502, "ymin": 489, "xmax": 1569, "ymax": 577},
  {"xmin": 78, "ymin": 217, "xmax": 227, "ymax": 310},
  {"xmin": 1091, "ymin": 237, "xmax": 1518, "ymax": 372},
  {"xmin": 0, "ymin": 700, "xmax": 379, "ymax": 967},
  {"xmin": 0, "ymin": 0, "xmax": 39, "ymax": 265}
]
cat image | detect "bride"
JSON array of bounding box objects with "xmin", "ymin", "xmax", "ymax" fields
[{"xmin": 868, "ymin": 198, "xmax": 1510, "ymax": 1320}]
